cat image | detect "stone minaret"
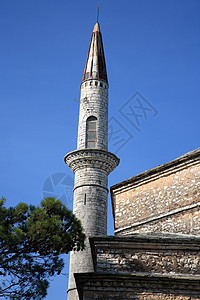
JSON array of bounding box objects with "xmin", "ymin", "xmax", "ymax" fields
[{"xmin": 64, "ymin": 21, "xmax": 119, "ymax": 300}]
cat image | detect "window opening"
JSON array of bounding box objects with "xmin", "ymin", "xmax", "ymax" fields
[{"xmin": 86, "ymin": 116, "xmax": 97, "ymax": 148}]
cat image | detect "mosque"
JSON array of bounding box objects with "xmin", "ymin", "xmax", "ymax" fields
[{"xmin": 65, "ymin": 19, "xmax": 200, "ymax": 300}]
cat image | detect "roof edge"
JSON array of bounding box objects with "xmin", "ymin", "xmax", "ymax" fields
[
  {"xmin": 75, "ymin": 271, "xmax": 200, "ymax": 299},
  {"xmin": 89, "ymin": 233, "xmax": 200, "ymax": 247},
  {"xmin": 111, "ymin": 148, "xmax": 200, "ymax": 194}
]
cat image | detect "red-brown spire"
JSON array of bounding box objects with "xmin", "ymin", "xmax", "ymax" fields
[{"xmin": 82, "ymin": 22, "xmax": 108, "ymax": 84}]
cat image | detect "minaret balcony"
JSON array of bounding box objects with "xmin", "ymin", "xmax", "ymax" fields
[{"xmin": 64, "ymin": 149, "xmax": 119, "ymax": 175}]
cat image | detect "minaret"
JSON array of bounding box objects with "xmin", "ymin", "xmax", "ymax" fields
[{"xmin": 65, "ymin": 21, "xmax": 119, "ymax": 300}]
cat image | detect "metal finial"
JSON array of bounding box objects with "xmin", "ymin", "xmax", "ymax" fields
[{"xmin": 97, "ymin": 4, "xmax": 99, "ymax": 23}]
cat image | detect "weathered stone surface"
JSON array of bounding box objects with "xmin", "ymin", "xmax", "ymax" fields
[
  {"xmin": 65, "ymin": 16, "xmax": 200, "ymax": 300},
  {"xmin": 90, "ymin": 235, "xmax": 200, "ymax": 276},
  {"xmin": 66, "ymin": 49, "xmax": 119, "ymax": 300},
  {"xmin": 77, "ymin": 80, "xmax": 108, "ymax": 150},
  {"xmin": 66, "ymin": 78, "xmax": 117, "ymax": 300},
  {"xmin": 111, "ymin": 149, "xmax": 200, "ymax": 236},
  {"xmin": 64, "ymin": 149, "xmax": 119, "ymax": 175},
  {"xmin": 75, "ymin": 272, "xmax": 200, "ymax": 300}
]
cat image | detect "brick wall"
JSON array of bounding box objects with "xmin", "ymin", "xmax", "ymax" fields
[{"xmin": 111, "ymin": 149, "xmax": 200, "ymax": 235}]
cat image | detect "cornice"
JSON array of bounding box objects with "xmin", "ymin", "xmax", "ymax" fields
[{"xmin": 111, "ymin": 148, "xmax": 200, "ymax": 195}]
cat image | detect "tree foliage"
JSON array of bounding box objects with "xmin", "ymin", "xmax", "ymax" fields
[{"xmin": 0, "ymin": 197, "xmax": 85, "ymax": 299}]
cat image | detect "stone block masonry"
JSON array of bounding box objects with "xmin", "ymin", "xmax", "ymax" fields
[
  {"xmin": 111, "ymin": 148, "xmax": 200, "ymax": 236},
  {"xmin": 65, "ymin": 20, "xmax": 120, "ymax": 300},
  {"xmin": 75, "ymin": 272, "xmax": 200, "ymax": 300},
  {"xmin": 77, "ymin": 80, "xmax": 108, "ymax": 150},
  {"xmin": 65, "ymin": 148, "xmax": 119, "ymax": 300},
  {"xmin": 90, "ymin": 235, "xmax": 200, "ymax": 276},
  {"xmin": 64, "ymin": 18, "xmax": 200, "ymax": 300},
  {"xmin": 74, "ymin": 235, "xmax": 200, "ymax": 299}
]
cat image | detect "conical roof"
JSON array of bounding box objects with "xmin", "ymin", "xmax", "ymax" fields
[{"xmin": 82, "ymin": 22, "xmax": 108, "ymax": 84}]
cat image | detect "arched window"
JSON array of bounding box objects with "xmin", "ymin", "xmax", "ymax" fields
[{"xmin": 86, "ymin": 116, "xmax": 97, "ymax": 148}]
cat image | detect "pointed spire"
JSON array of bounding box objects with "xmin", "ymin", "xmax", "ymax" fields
[{"xmin": 82, "ymin": 22, "xmax": 108, "ymax": 84}]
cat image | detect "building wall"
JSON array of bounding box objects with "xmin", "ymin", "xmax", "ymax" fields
[
  {"xmin": 82, "ymin": 290, "xmax": 200, "ymax": 300},
  {"xmin": 111, "ymin": 150, "xmax": 200, "ymax": 235},
  {"xmin": 93, "ymin": 238, "xmax": 200, "ymax": 275},
  {"xmin": 122, "ymin": 205, "xmax": 200, "ymax": 235},
  {"xmin": 81, "ymin": 288, "xmax": 200, "ymax": 300},
  {"xmin": 76, "ymin": 273, "xmax": 200, "ymax": 300}
]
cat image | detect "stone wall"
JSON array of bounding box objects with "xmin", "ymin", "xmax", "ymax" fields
[
  {"xmin": 90, "ymin": 235, "xmax": 200, "ymax": 276},
  {"xmin": 74, "ymin": 235, "xmax": 200, "ymax": 299},
  {"xmin": 111, "ymin": 149, "xmax": 200, "ymax": 236},
  {"xmin": 75, "ymin": 272, "xmax": 200, "ymax": 300},
  {"xmin": 121, "ymin": 205, "xmax": 200, "ymax": 235}
]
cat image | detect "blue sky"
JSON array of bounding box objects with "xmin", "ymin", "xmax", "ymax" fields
[{"xmin": 0, "ymin": 0, "xmax": 200, "ymax": 299}]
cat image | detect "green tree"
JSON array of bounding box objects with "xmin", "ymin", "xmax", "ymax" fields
[{"xmin": 0, "ymin": 197, "xmax": 85, "ymax": 300}]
